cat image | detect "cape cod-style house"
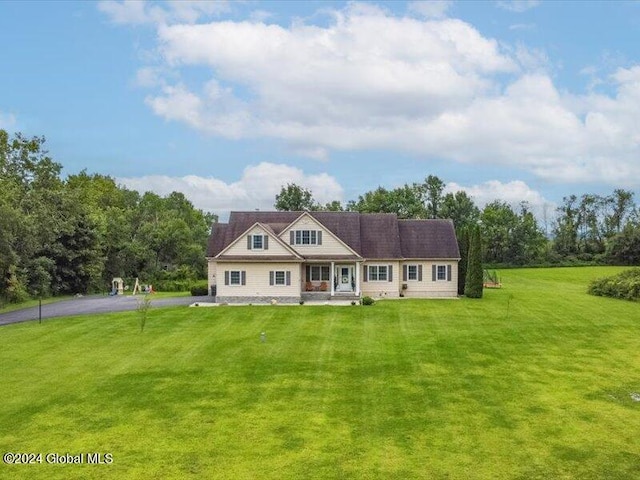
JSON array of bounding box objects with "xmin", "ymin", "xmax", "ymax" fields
[{"xmin": 206, "ymin": 211, "xmax": 460, "ymax": 303}]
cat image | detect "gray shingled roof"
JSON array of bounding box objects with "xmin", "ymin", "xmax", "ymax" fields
[
  {"xmin": 207, "ymin": 211, "xmax": 459, "ymax": 260},
  {"xmin": 398, "ymin": 219, "xmax": 460, "ymax": 259},
  {"xmin": 359, "ymin": 213, "xmax": 403, "ymax": 258}
]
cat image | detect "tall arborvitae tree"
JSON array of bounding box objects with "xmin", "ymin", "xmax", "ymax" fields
[
  {"xmin": 464, "ymin": 225, "xmax": 483, "ymax": 298},
  {"xmin": 457, "ymin": 227, "xmax": 469, "ymax": 295}
]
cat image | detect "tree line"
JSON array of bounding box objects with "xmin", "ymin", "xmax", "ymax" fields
[
  {"xmin": 3, "ymin": 128, "xmax": 638, "ymax": 303},
  {"xmin": 0, "ymin": 130, "xmax": 214, "ymax": 303},
  {"xmin": 275, "ymin": 177, "xmax": 640, "ymax": 267}
]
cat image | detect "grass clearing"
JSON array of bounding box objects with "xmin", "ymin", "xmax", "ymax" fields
[{"xmin": 1, "ymin": 267, "xmax": 640, "ymax": 479}]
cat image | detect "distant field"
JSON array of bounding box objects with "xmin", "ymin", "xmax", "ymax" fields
[{"xmin": 1, "ymin": 267, "xmax": 639, "ymax": 479}]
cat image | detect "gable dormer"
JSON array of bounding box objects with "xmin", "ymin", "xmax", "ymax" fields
[
  {"xmin": 217, "ymin": 223, "xmax": 300, "ymax": 258},
  {"xmin": 280, "ymin": 212, "xmax": 360, "ymax": 257}
]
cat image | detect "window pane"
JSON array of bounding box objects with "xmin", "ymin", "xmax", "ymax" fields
[
  {"xmin": 302, "ymin": 230, "xmax": 310, "ymax": 244},
  {"xmin": 437, "ymin": 265, "xmax": 446, "ymax": 280},
  {"xmin": 310, "ymin": 266, "xmax": 320, "ymax": 281},
  {"xmin": 369, "ymin": 266, "xmax": 377, "ymax": 281},
  {"xmin": 275, "ymin": 271, "xmax": 285, "ymax": 285},
  {"xmin": 321, "ymin": 266, "xmax": 330, "ymax": 281},
  {"xmin": 253, "ymin": 235, "xmax": 263, "ymax": 249},
  {"xmin": 295, "ymin": 231, "xmax": 302, "ymax": 244},
  {"xmin": 311, "ymin": 230, "xmax": 317, "ymax": 244},
  {"xmin": 378, "ymin": 266, "xmax": 387, "ymax": 281},
  {"xmin": 230, "ymin": 271, "xmax": 241, "ymax": 285},
  {"xmin": 408, "ymin": 265, "xmax": 417, "ymax": 280}
]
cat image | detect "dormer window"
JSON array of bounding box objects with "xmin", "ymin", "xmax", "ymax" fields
[
  {"xmin": 291, "ymin": 230, "xmax": 323, "ymax": 246},
  {"xmin": 247, "ymin": 234, "xmax": 269, "ymax": 250}
]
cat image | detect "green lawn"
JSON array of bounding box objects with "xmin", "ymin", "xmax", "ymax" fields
[{"xmin": 1, "ymin": 267, "xmax": 639, "ymax": 479}]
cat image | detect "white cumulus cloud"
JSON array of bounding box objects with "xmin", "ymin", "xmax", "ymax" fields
[
  {"xmin": 117, "ymin": 162, "xmax": 344, "ymax": 219},
  {"xmin": 446, "ymin": 179, "xmax": 556, "ymax": 225},
  {"xmin": 98, "ymin": 0, "xmax": 228, "ymax": 25},
  {"xmin": 407, "ymin": 1, "xmax": 452, "ymax": 19},
  {"xmin": 495, "ymin": 1, "xmax": 541, "ymax": 13},
  {"xmin": 103, "ymin": 2, "xmax": 640, "ymax": 187},
  {"xmin": 446, "ymin": 180, "xmax": 548, "ymax": 209}
]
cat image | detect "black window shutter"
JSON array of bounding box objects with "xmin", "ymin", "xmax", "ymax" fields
[
  {"xmin": 305, "ymin": 265, "xmax": 310, "ymax": 281},
  {"xmin": 241, "ymin": 271, "xmax": 246, "ymax": 285},
  {"xmin": 286, "ymin": 271, "xmax": 291, "ymax": 286},
  {"xmin": 432, "ymin": 265, "xmax": 437, "ymax": 282},
  {"xmin": 269, "ymin": 271, "xmax": 274, "ymax": 286},
  {"xmin": 317, "ymin": 231, "xmax": 322, "ymax": 245},
  {"xmin": 447, "ymin": 265, "xmax": 452, "ymax": 281},
  {"xmin": 388, "ymin": 265, "xmax": 393, "ymax": 282},
  {"xmin": 363, "ymin": 265, "xmax": 368, "ymax": 282},
  {"xmin": 247, "ymin": 235, "xmax": 252, "ymax": 250},
  {"xmin": 418, "ymin": 265, "xmax": 423, "ymax": 282},
  {"xmin": 264, "ymin": 235, "xmax": 269, "ymax": 250},
  {"xmin": 403, "ymin": 265, "xmax": 407, "ymax": 281},
  {"xmin": 224, "ymin": 271, "xmax": 229, "ymax": 285},
  {"xmin": 290, "ymin": 231, "xmax": 294, "ymax": 245}
]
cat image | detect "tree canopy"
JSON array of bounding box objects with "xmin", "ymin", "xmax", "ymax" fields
[
  {"xmin": 274, "ymin": 183, "xmax": 319, "ymax": 211},
  {"xmin": 0, "ymin": 130, "xmax": 214, "ymax": 303},
  {"xmin": 275, "ymin": 175, "xmax": 639, "ymax": 268}
]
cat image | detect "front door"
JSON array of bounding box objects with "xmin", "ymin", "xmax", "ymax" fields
[{"xmin": 335, "ymin": 265, "xmax": 353, "ymax": 292}]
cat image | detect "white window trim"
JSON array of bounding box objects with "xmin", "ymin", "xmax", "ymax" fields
[
  {"xmin": 407, "ymin": 264, "xmax": 418, "ymax": 281},
  {"xmin": 436, "ymin": 265, "xmax": 447, "ymax": 281},
  {"xmin": 309, "ymin": 265, "xmax": 330, "ymax": 282},
  {"xmin": 294, "ymin": 229, "xmax": 319, "ymax": 246},
  {"xmin": 252, "ymin": 234, "xmax": 264, "ymax": 250},
  {"xmin": 229, "ymin": 270, "xmax": 242, "ymax": 286},
  {"xmin": 274, "ymin": 270, "xmax": 286, "ymax": 286},
  {"xmin": 368, "ymin": 265, "xmax": 388, "ymax": 282}
]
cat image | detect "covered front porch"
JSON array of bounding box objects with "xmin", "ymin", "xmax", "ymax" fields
[{"xmin": 301, "ymin": 261, "xmax": 362, "ymax": 298}]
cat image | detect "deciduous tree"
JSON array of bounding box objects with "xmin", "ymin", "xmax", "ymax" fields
[{"xmin": 275, "ymin": 183, "xmax": 319, "ymax": 211}]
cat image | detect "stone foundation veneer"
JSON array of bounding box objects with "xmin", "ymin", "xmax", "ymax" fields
[{"xmin": 214, "ymin": 296, "xmax": 301, "ymax": 304}]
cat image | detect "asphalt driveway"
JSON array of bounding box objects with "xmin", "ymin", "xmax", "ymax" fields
[{"xmin": 0, "ymin": 295, "xmax": 211, "ymax": 326}]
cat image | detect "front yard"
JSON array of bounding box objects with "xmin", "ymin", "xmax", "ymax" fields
[{"xmin": 1, "ymin": 267, "xmax": 639, "ymax": 479}]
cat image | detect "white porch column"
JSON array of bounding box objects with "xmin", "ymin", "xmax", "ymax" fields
[
  {"xmin": 355, "ymin": 261, "xmax": 360, "ymax": 296},
  {"xmin": 330, "ymin": 261, "xmax": 335, "ymax": 296}
]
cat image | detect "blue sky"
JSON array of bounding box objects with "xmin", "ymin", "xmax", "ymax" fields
[{"xmin": 2, "ymin": 1, "xmax": 640, "ymax": 220}]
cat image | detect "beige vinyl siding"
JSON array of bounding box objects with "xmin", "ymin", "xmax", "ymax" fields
[
  {"xmin": 401, "ymin": 261, "xmax": 458, "ymax": 298},
  {"xmin": 361, "ymin": 261, "xmax": 401, "ymax": 298},
  {"xmin": 222, "ymin": 226, "xmax": 293, "ymax": 257},
  {"xmin": 281, "ymin": 215, "xmax": 354, "ymax": 257},
  {"xmin": 207, "ymin": 259, "xmax": 217, "ymax": 289},
  {"xmin": 216, "ymin": 262, "xmax": 301, "ymax": 298}
]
